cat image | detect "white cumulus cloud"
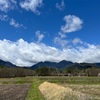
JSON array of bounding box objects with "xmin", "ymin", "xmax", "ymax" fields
[
  {"xmin": 54, "ymin": 37, "xmax": 68, "ymax": 48},
  {"xmin": 35, "ymin": 31, "xmax": 45, "ymax": 43},
  {"xmin": 61, "ymin": 15, "xmax": 83, "ymax": 33},
  {"xmin": 20, "ymin": 0, "xmax": 43, "ymax": 15},
  {"xmin": 72, "ymin": 38, "xmax": 83, "ymax": 45},
  {"xmin": 56, "ymin": 0, "xmax": 65, "ymax": 11},
  {"xmin": 0, "ymin": 39, "xmax": 100, "ymax": 67},
  {"xmin": 0, "ymin": 0, "xmax": 17, "ymax": 12}
]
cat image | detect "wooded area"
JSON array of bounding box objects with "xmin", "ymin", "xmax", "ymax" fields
[{"xmin": 0, "ymin": 65, "xmax": 100, "ymax": 78}]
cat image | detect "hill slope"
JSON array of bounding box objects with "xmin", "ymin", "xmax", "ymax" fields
[
  {"xmin": 31, "ymin": 60, "xmax": 73, "ymax": 69},
  {"xmin": 0, "ymin": 59, "xmax": 17, "ymax": 68}
]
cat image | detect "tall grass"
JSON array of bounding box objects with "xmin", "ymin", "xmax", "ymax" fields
[{"xmin": 0, "ymin": 77, "xmax": 33, "ymax": 84}]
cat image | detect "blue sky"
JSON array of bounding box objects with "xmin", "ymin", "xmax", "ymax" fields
[{"xmin": 0, "ymin": 0, "xmax": 100, "ymax": 66}]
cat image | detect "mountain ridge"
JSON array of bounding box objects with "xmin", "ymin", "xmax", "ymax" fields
[
  {"xmin": 0, "ymin": 59, "xmax": 17, "ymax": 68},
  {"xmin": 0, "ymin": 59, "xmax": 100, "ymax": 69}
]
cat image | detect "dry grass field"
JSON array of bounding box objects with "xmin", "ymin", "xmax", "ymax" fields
[
  {"xmin": 0, "ymin": 76, "xmax": 100, "ymax": 100},
  {"xmin": 39, "ymin": 82, "xmax": 100, "ymax": 100},
  {"xmin": 38, "ymin": 76, "xmax": 100, "ymax": 100},
  {"xmin": 63, "ymin": 84, "xmax": 100, "ymax": 98}
]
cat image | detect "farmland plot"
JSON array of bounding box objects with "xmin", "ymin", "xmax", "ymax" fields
[
  {"xmin": 0, "ymin": 77, "xmax": 32, "ymax": 100},
  {"xmin": 39, "ymin": 82, "xmax": 100, "ymax": 100},
  {"xmin": 38, "ymin": 76, "xmax": 100, "ymax": 100},
  {"xmin": 0, "ymin": 84, "xmax": 30, "ymax": 100}
]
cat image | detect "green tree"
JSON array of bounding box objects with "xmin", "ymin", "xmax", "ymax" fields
[{"xmin": 36, "ymin": 66, "xmax": 50, "ymax": 76}]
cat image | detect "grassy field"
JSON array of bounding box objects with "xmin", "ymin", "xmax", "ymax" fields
[
  {"xmin": 38, "ymin": 76, "xmax": 100, "ymax": 100},
  {"xmin": 26, "ymin": 78, "xmax": 45, "ymax": 100},
  {"xmin": 0, "ymin": 77, "xmax": 33, "ymax": 84},
  {"xmin": 38, "ymin": 76, "xmax": 100, "ymax": 84},
  {"xmin": 0, "ymin": 76, "xmax": 100, "ymax": 100},
  {"xmin": 0, "ymin": 77, "xmax": 45, "ymax": 100}
]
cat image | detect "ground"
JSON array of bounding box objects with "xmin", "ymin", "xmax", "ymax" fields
[
  {"xmin": 0, "ymin": 84, "xmax": 30, "ymax": 100},
  {"xmin": 0, "ymin": 77, "xmax": 32, "ymax": 100},
  {"xmin": 38, "ymin": 76, "xmax": 100, "ymax": 100},
  {"xmin": 0, "ymin": 76, "xmax": 100, "ymax": 100}
]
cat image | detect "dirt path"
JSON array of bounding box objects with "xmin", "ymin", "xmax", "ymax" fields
[{"xmin": 0, "ymin": 84, "xmax": 30, "ymax": 100}]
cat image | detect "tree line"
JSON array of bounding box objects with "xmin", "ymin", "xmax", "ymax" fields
[
  {"xmin": 35, "ymin": 66, "xmax": 100, "ymax": 76},
  {"xmin": 0, "ymin": 67, "xmax": 35, "ymax": 78},
  {"xmin": 0, "ymin": 65, "xmax": 100, "ymax": 78}
]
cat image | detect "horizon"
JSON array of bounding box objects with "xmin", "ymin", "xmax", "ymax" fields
[{"xmin": 0, "ymin": 0, "xmax": 100, "ymax": 66}]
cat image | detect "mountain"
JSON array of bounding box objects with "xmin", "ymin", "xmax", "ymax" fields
[
  {"xmin": 31, "ymin": 61, "xmax": 57, "ymax": 69},
  {"xmin": 56, "ymin": 60, "xmax": 73, "ymax": 69},
  {"xmin": 95, "ymin": 63, "xmax": 100, "ymax": 67},
  {"xmin": 67, "ymin": 62, "xmax": 100, "ymax": 70},
  {"xmin": 0, "ymin": 58, "xmax": 100, "ymax": 69},
  {"xmin": 0, "ymin": 59, "xmax": 17, "ymax": 68},
  {"xmin": 31, "ymin": 60, "xmax": 100, "ymax": 69},
  {"xmin": 31, "ymin": 60, "xmax": 73, "ymax": 69}
]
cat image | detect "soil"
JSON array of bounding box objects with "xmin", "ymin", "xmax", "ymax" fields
[{"xmin": 0, "ymin": 84, "xmax": 30, "ymax": 100}]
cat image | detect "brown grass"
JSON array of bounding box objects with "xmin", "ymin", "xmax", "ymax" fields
[
  {"xmin": 39, "ymin": 82, "xmax": 96, "ymax": 100},
  {"xmin": 63, "ymin": 84, "xmax": 100, "ymax": 99}
]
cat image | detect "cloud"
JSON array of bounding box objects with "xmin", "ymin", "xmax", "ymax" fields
[
  {"xmin": 0, "ymin": 0, "xmax": 17, "ymax": 12},
  {"xmin": 56, "ymin": 0, "xmax": 65, "ymax": 11},
  {"xmin": 20, "ymin": 0, "xmax": 43, "ymax": 15},
  {"xmin": 35, "ymin": 31, "xmax": 45, "ymax": 42},
  {"xmin": 54, "ymin": 37, "xmax": 68, "ymax": 48},
  {"xmin": 10, "ymin": 18, "xmax": 26, "ymax": 29},
  {"xmin": 61, "ymin": 15, "xmax": 83, "ymax": 33},
  {"xmin": 72, "ymin": 38, "xmax": 83, "ymax": 45},
  {"xmin": 0, "ymin": 15, "xmax": 9, "ymax": 21},
  {"xmin": 0, "ymin": 39, "xmax": 100, "ymax": 66},
  {"xmin": 58, "ymin": 32, "xmax": 66, "ymax": 38},
  {"xmin": 54, "ymin": 15, "xmax": 83, "ymax": 48},
  {"xmin": 0, "ymin": 39, "xmax": 60, "ymax": 66},
  {"xmin": 0, "ymin": 15, "xmax": 26, "ymax": 29}
]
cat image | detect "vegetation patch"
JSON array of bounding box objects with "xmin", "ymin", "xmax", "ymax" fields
[
  {"xmin": 38, "ymin": 76, "xmax": 100, "ymax": 85},
  {"xmin": 26, "ymin": 77, "xmax": 45, "ymax": 100},
  {"xmin": 0, "ymin": 77, "xmax": 33, "ymax": 84}
]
